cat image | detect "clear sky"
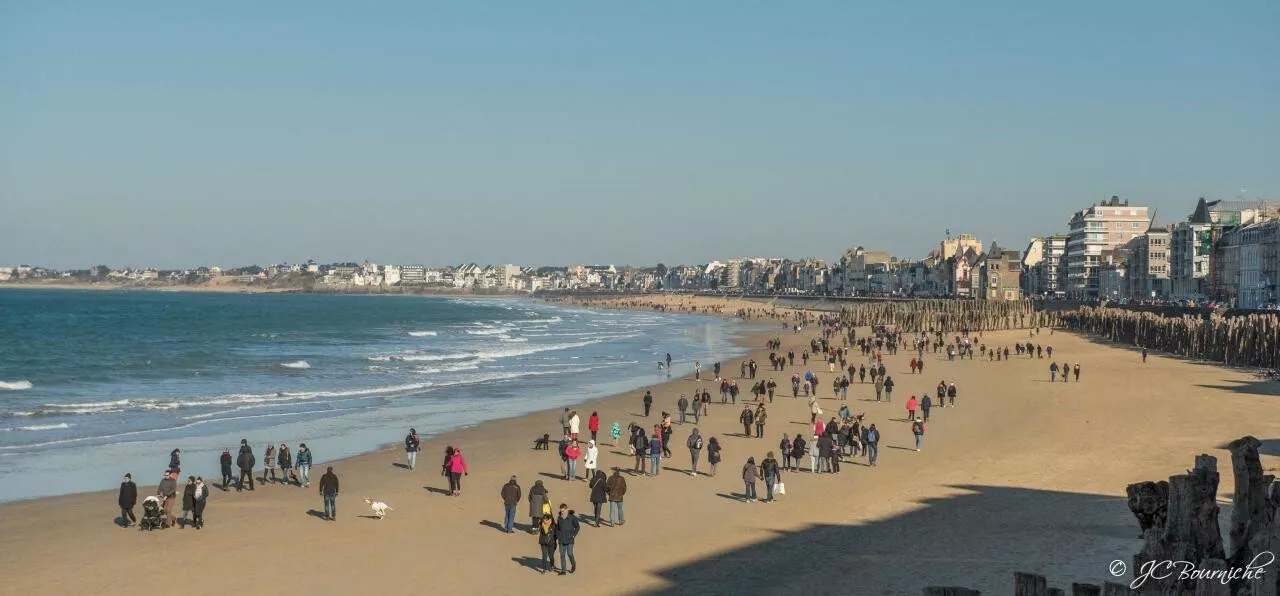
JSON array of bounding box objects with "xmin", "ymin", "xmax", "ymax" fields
[{"xmin": 2, "ymin": 1, "xmax": 1277, "ymax": 269}]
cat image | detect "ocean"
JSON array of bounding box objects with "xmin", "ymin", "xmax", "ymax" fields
[{"xmin": 0, "ymin": 289, "xmax": 744, "ymax": 502}]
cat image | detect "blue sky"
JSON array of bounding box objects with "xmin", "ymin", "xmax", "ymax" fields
[{"xmin": 2, "ymin": 1, "xmax": 1277, "ymax": 269}]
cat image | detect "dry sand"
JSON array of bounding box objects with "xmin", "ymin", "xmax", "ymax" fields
[{"xmin": 2, "ymin": 297, "xmax": 1278, "ymax": 595}]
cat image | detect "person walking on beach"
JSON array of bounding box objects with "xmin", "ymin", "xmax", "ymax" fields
[
  {"xmin": 118, "ymin": 473, "xmax": 138, "ymax": 527},
  {"xmin": 1073, "ymin": 363, "xmax": 1081, "ymax": 382},
  {"xmin": 694, "ymin": 360, "xmax": 701, "ymax": 381},
  {"xmin": 883, "ymin": 376, "xmax": 895, "ymax": 402},
  {"xmin": 157, "ymin": 470, "xmax": 178, "ymax": 528},
  {"xmin": 584, "ymin": 440, "xmax": 599, "ymax": 479},
  {"xmin": 648, "ymin": 431, "xmax": 662, "ymax": 476},
  {"xmin": 181, "ymin": 476, "xmax": 196, "ymax": 528},
  {"xmin": 642, "ymin": 391, "xmax": 653, "ymax": 417},
  {"xmin": 565, "ymin": 440, "xmax": 581, "ymax": 481},
  {"xmin": 169, "ymin": 448, "xmax": 182, "ymax": 473},
  {"xmin": 739, "ymin": 404, "xmax": 755, "ymax": 438},
  {"xmin": 866, "ymin": 425, "xmax": 880, "ymax": 466},
  {"xmin": 610, "ymin": 421, "xmax": 621, "ymax": 447},
  {"xmin": 906, "ymin": 395, "xmax": 917, "ymax": 422},
  {"xmin": 606, "ymin": 468, "xmax": 626, "ymax": 526},
  {"xmin": 948, "ymin": 382, "xmax": 957, "ymax": 406},
  {"xmin": 632, "ymin": 428, "xmax": 647, "ymax": 474},
  {"xmin": 912, "ymin": 417, "xmax": 925, "ymax": 451},
  {"xmin": 921, "ymin": 394, "xmax": 932, "ymax": 422},
  {"xmin": 448, "ymin": 447, "xmax": 468, "ymax": 495},
  {"xmin": 779, "ymin": 434, "xmax": 792, "ymax": 471},
  {"xmin": 588, "ymin": 412, "xmax": 600, "ymax": 441},
  {"xmin": 790, "ymin": 435, "xmax": 806, "ymax": 472},
  {"xmin": 404, "ymin": 428, "xmax": 420, "ymax": 471},
  {"xmin": 295, "ymin": 443, "xmax": 312, "ymax": 488},
  {"xmin": 761, "ymin": 452, "xmax": 781, "ymax": 503},
  {"xmin": 874, "ymin": 374, "xmax": 884, "ymax": 401},
  {"xmin": 236, "ymin": 439, "xmax": 255, "ymax": 492},
  {"xmin": 1142, "ymin": 347, "xmax": 1148, "ymax": 363},
  {"xmin": 686, "ymin": 427, "xmax": 703, "ymax": 475},
  {"xmin": 501, "ymin": 476, "xmax": 521, "ymax": 533},
  {"xmin": 263, "ymin": 442, "xmax": 277, "ymax": 485},
  {"xmin": 809, "ymin": 396, "xmax": 821, "ymax": 424},
  {"xmin": 568, "ymin": 410, "xmax": 581, "ymax": 441},
  {"xmin": 1049, "ymin": 361, "xmax": 1059, "ymax": 382},
  {"xmin": 191, "ymin": 477, "xmax": 207, "ymax": 529},
  {"xmin": 677, "ymin": 394, "xmax": 689, "ymax": 424},
  {"xmin": 588, "ymin": 470, "xmax": 608, "ymax": 527},
  {"xmin": 319, "ymin": 466, "xmax": 339, "ymax": 521},
  {"xmin": 560, "ymin": 408, "xmax": 571, "ymax": 438},
  {"xmin": 556, "ymin": 504, "xmax": 580, "ymax": 574},
  {"xmin": 754, "ymin": 404, "xmax": 767, "ymax": 439},
  {"xmin": 741, "ymin": 457, "xmax": 760, "ymax": 502},
  {"xmin": 278, "ymin": 443, "xmax": 293, "ymax": 485},
  {"xmin": 666, "ymin": 353, "xmax": 672, "ymax": 370},
  {"xmin": 707, "ymin": 437, "xmax": 722, "ymax": 477},
  {"xmin": 219, "ymin": 449, "xmax": 233, "ymax": 489},
  {"xmin": 917, "ymin": 358, "xmax": 925, "ymax": 375},
  {"xmin": 537, "ymin": 513, "xmax": 558, "ymax": 574},
  {"xmin": 528, "ymin": 480, "xmax": 550, "ymax": 533}
]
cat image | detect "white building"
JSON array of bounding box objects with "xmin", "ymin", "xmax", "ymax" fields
[{"xmin": 1066, "ymin": 196, "xmax": 1149, "ymax": 299}]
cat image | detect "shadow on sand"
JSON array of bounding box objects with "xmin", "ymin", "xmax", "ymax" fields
[{"xmin": 635, "ymin": 485, "xmax": 1139, "ymax": 595}]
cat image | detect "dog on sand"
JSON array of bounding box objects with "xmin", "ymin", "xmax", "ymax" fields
[
  {"xmin": 364, "ymin": 499, "xmax": 392, "ymax": 519},
  {"xmin": 533, "ymin": 434, "xmax": 550, "ymax": 450}
]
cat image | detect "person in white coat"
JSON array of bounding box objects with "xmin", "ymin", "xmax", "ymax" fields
[
  {"xmin": 568, "ymin": 411, "xmax": 581, "ymax": 441},
  {"xmin": 583, "ymin": 440, "xmax": 599, "ymax": 479}
]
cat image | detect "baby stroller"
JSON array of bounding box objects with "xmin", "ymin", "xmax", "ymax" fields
[{"xmin": 139, "ymin": 496, "xmax": 164, "ymax": 531}]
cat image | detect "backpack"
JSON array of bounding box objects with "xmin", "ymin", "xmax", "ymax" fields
[{"xmin": 688, "ymin": 435, "xmax": 703, "ymax": 450}]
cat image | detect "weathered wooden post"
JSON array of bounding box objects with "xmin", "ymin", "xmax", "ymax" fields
[{"xmin": 1014, "ymin": 572, "xmax": 1049, "ymax": 596}]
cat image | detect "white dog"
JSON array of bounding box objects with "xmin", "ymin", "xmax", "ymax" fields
[{"xmin": 364, "ymin": 498, "xmax": 392, "ymax": 519}]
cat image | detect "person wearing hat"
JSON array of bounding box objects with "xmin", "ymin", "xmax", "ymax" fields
[
  {"xmin": 236, "ymin": 439, "xmax": 256, "ymax": 492},
  {"xmin": 911, "ymin": 417, "xmax": 926, "ymax": 451},
  {"xmin": 277, "ymin": 442, "xmax": 293, "ymax": 485},
  {"xmin": 219, "ymin": 448, "xmax": 233, "ymax": 489},
  {"xmin": 404, "ymin": 428, "xmax": 420, "ymax": 471}
]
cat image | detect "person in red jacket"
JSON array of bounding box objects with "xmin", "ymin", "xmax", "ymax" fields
[
  {"xmin": 448, "ymin": 448, "xmax": 469, "ymax": 496},
  {"xmin": 564, "ymin": 441, "xmax": 581, "ymax": 482},
  {"xmin": 906, "ymin": 395, "xmax": 918, "ymax": 421},
  {"xmin": 588, "ymin": 412, "xmax": 600, "ymax": 442}
]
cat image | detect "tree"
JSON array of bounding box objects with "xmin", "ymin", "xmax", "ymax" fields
[{"xmin": 92, "ymin": 265, "xmax": 110, "ymax": 278}]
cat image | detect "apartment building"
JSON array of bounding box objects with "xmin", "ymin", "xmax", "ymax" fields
[{"xmin": 1066, "ymin": 196, "xmax": 1150, "ymax": 299}]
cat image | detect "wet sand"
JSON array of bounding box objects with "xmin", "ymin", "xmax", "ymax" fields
[{"xmin": 2, "ymin": 299, "xmax": 1278, "ymax": 595}]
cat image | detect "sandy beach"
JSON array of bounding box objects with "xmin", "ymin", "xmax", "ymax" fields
[{"xmin": 2, "ymin": 297, "xmax": 1278, "ymax": 595}]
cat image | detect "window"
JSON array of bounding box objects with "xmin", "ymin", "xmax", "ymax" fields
[{"xmin": 1132, "ymin": 222, "xmax": 1142, "ymax": 229}]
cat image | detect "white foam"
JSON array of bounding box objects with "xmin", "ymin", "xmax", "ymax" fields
[
  {"xmin": 413, "ymin": 362, "xmax": 483, "ymax": 375},
  {"xmin": 408, "ymin": 331, "xmax": 438, "ymax": 337},
  {"xmin": 280, "ymin": 360, "xmax": 312, "ymax": 369},
  {"xmin": 0, "ymin": 380, "xmax": 33, "ymax": 391},
  {"xmin": 17, "ymin": 423, "xmax": 71, "ymax": 432},
  {"xmin": 369, "ymin": 353, "xmax": 476, "ymax": 363},
  {"xmin": 465, "ymin": 328, "xmax": 510, "ymax": 336},
  {"xmin": 499, "ymin": 336, "xmax": 529, "ymax": 343}
]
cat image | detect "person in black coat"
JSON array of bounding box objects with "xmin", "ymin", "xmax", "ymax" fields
[
  {"xmin": 219, "ymin": 449, "xmax": 233, "ymax": 489},
  {"xmin": 118, "ymin": 473, "xmax": 138, "ymax": 527},
  {"xmin": 181, "ymin": 476, "xmax": 196, "ymax": 528},
  {"xmin": 169, "ymin": 448, "xmax": 182, "ymax": 473},
  {"xmin": 236, "ymin": 439, "xmax": 256, "ymax": 492},
  {"xmin": 588, "ymin": 470, "xmax": 608, "ymax": 527}
]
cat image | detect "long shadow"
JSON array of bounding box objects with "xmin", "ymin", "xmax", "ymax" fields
[
  {"xmin": 537, "ymin": 472, "xmax": 567, "ymax": 481},
  {"xmin": 305, "ymin": 509, "xmax": 328, "ymax": 520},
  {"xmin": 638, "ymin": 485, "xmax": 1139, "ymax": 595},
  {"xmin": 479, "ymin": 520, "xmax": 507, "ymax": 534},
  {"xmin": 1196, "ymin": 379, "xmax": 1280, "ymax": 397},
  {"xmin": 1217, "ymin": 438, "xmax": 1280, "ymax": 458},
  {"xmin": 511, "ymin": 556, "xmax": 547, "ymax": 573},
  {"xmin": 714, "ymin": 492, "xmax": 743, "ymax": 502},
  {"xmin": 391, "ymin": 462, "xmax": 411, "ymax": 470},
  {"xmin": 423, "ymin": 486, "xmax": 451, "ymax": 496}
]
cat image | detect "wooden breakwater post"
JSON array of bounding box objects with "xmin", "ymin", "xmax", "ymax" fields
[{"xmin": 922, "ymin": 435, "xmax": 1279, "ymax": 595}]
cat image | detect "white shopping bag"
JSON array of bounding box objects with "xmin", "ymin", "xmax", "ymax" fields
[{"xmin": 775, "ymin": 482, "xmax": 786, "ymax": 496}]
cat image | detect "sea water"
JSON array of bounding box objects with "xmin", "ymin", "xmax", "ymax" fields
[{"xmin": 0, "ymin": 290, "xmax": 744, "ymax": 501}]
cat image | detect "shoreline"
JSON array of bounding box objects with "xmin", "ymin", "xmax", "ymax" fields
[
  {"xmin": 3, "ymin": 296, "xmax": 1278, "ymax": 594},
  {"xmin": 0, "ymin": 298, "xmax": 754, "ymax": 504}
]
